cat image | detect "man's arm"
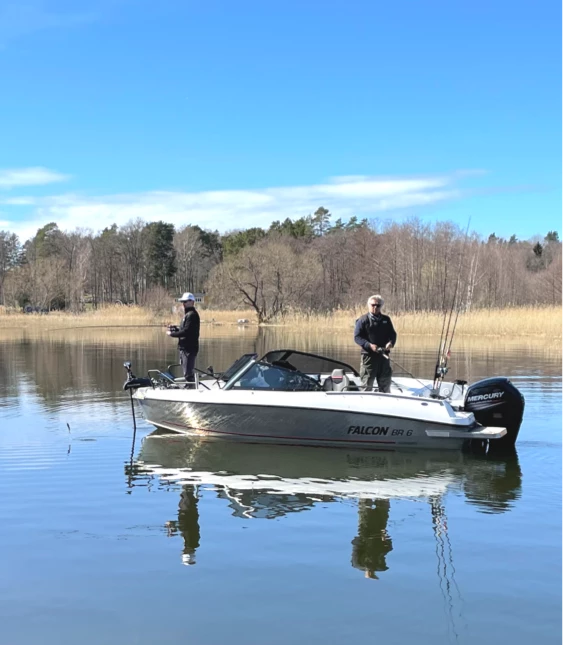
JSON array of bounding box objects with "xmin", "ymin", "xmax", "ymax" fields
[
  {"xmin": 169, "ymin": 312, "xmax": 193, "ymax": 338},
  {"xmin": 354, "ymin": 317, "xmax": 372, "ymax": 352},
  {"xmin": 386, "ymin": 317, "xmax": 397, "ymax": 348}
]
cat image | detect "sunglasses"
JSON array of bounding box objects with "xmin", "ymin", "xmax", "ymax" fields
[{"xmin": 370, "ymin": 303, "xmax": 382, "ymax": 307}]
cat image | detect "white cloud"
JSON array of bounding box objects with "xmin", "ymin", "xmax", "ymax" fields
[
  {"xmin": 0, "ymin": 196, "xmax": 37, "ymax": 205},
  {"xmin": 3, "ymin": 173, "xmax": 465, "ymax": 241},
  {"xmin": 0, "ymin": 167, "xmax": 69, "ymax": 189}
]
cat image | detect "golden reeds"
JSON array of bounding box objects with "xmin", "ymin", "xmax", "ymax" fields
[
  {"xmin": 276, "ymin": 306, "xmax": 562, "ymax": 338},
  {"xmin": 0, "ymin": 304, "xmax": 560, "ymax": 339},
  {"xmin": 0, "ymin": 304, "xmax": 258, "ymax": 329}
]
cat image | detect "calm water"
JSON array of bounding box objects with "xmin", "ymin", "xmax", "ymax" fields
[{"xmin": 0, "ymin": 328, "xmax": 561, "ymax": 645}]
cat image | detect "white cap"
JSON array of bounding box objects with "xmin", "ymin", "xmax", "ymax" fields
[{"xmin": 178, "ymin": 292, "xmax": 195, "ymax": 302}]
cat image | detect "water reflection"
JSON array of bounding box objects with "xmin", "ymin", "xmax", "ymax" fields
[
  {"xmin": 351, "ymin": 499, "xmax": 393, "ymax": 579},
  {"xmin": 165, "ymin": 486, "xmax": 201, "ymax": 566},
  {"xmin": 126, "ymin": 434, "xmax": 522, "ymax": 576},
  {"xmin": 1, "ymin": 328, "xmax": 560, "ymax": 413}
]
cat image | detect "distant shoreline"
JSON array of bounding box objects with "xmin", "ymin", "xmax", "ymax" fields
[{"xmin": 0, "ymin": 304, "xmax": 561, "ymax": 339}]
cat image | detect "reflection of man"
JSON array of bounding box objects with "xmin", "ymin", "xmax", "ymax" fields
[
  {"xmin": 165, "ymin": 486, "xmax": 201, "ymax": 565},
  {"xmin": 351, "ymin": 499, "xmax": 393, "ymax": 579}
]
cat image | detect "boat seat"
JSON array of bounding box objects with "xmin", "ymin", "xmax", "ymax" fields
[{"xmin": 323, "ymin": 369, "xmax": 350, "ymax": 392}]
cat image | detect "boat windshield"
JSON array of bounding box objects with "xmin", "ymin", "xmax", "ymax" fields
[
  {"xmin": 230, "ymin": 360, "xmax": 322, "ymax": 392},
  {"xmin": 261, "ymin": 349, "xmax": 359, "ymax": 377}
]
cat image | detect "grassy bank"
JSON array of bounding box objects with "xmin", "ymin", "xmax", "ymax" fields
[{"xmin": 0, "ymin": 304, "xmax": 561, "ymax": 338}]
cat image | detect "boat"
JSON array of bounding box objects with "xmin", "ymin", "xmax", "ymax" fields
[{"xmin": 123, "ymin": 348, "xmax": 525, "ymax": 451}]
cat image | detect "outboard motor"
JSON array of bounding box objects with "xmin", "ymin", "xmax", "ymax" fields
[{"xmin": 464, "ymin": 377, "xmax": 525, "ymax": 451}]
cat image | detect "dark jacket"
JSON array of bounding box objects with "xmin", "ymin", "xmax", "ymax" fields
[
  {"xmin": 170, "ymin": 307, "xmax": 200, "ymax": 352},
  {"xmin": 354, "ymin": 313, "xmax": 397, "ymax": 355}
]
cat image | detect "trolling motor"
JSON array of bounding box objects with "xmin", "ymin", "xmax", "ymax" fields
[
  {"xmin": 123, "ymin": 362, "xmax": 152, "ymax": 433},
  {"xmin": 123, "ymin": 362, "xmax": 152, "ymax": 391}
]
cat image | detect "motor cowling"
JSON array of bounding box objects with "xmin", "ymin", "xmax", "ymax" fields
[
  {"xmin": 123, "ymin": 376, "xmax": 152, "ymax": 391},
  {"xmin": 464, "ymin": 377, "xmax": 525, "ymax": 450}
]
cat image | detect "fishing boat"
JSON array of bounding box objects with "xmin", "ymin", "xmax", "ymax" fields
[{"xmin": 123, "ymin": 348, "xmax": 525, "ymax": 451}]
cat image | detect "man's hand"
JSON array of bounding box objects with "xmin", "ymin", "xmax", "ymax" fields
[
  {"xmin": 385, "ymin": 342, "xmax": 393, "ymax": 350},
  {"xmin": 369, "ymin": 343, "xmax": 377, "ymax": 352}
]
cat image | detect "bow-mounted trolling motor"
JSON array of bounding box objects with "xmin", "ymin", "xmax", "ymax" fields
[
  {"xmin": 123, "ymin": 361, "xmax": 152, "ymax": 434},
  {"xmin": 464, "ymin": 377, "xmax": 525, "ymax": 450},
  {"xmin": 123, "ymin": 362, "xmax": 152, "ymax": 391}
]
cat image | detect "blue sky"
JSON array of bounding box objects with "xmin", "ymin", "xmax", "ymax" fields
[{"xmin": 0, "ymin": 0, "xmax": 560, "ymax": 242}]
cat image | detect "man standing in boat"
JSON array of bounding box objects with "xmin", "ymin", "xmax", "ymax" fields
[
  {"xmin": 354, "ymin": 295, "xmax": 397, "ymax": 393},
  {"xmin": 167, "ymin": 292, "xmax": 201, "ymax": 387}
]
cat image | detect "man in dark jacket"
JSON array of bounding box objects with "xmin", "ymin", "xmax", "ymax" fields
[
  {"xmin": 167, "ymin": 292, "xmax": 200, "ymax": 386},
  {"xmin": 354, "ymin": 295, "xmax": 397, "ymax": 393}
]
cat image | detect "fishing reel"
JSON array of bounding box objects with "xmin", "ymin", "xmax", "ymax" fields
[
  {"xmin": 434, "ymin": 365, "xmax": 449, "ymax": 380},
  {"xmin": 375, "ymin": 347, "xmax": 391, "ymax": 356}
]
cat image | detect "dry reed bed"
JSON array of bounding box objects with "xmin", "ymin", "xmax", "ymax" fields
[
  {"xmin": 0, "ymin": 305, "xmax": 256, "ymax": 329},
  {"xmin": 0, "ymin": 305, "xmax": 560, "ymax": 339},
  {"xmin": 279, "ymin": 306, "xmax": 562, "ymax": 338}
]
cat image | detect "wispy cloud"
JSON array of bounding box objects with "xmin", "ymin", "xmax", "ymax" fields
[
  {"xmin": 0, "ymin": 167, "xmax": 70, "ymax": 189},
  {"xmin": 1, "ymin": 172, "xmax": 467, "ymax": 241},
  {"xmin": 0, "ymin": 3, "xmax": 95, "ymax": 47}
]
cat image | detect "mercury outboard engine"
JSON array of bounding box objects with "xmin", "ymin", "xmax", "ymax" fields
[{"xmin": 464, "ymin": 377, "xmax": 525, "ymax": 451}]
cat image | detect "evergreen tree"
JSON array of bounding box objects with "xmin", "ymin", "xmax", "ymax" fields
[
  {"xmin": 328, "ymin": 218, "xmax": 344, "ymax": 234},
  {"xmin": 0, "ymin": 231, "xmax": 20, "ymax": 305},
  {"xmin": 143, "ymin": 221, "xmax": 177, "ymax": 286},
  {"xmin": 312, "ymin": 207, "xmax": 331, "ymax": 236},
  {"xmin": 222, "ymin": 227, "xmax": 266, "ymax": 256}
]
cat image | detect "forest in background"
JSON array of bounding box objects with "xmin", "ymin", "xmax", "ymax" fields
[{"xmin": 0, "ymin": 207, "xmax": 560, "ymax": 323}]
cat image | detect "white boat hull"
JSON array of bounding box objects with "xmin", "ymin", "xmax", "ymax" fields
[{"xmin": 133, "ymin": 388, "xmax": 506, "ymax": 450}]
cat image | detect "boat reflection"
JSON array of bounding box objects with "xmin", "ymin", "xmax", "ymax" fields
[{"xmin": 125, "ymin": 432, "xmax": 522, "ymax": 577}]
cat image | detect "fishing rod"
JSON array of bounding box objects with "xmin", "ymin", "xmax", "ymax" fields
[
  {"xmin": 47, "ymin": 324, "xmax": 169, "ymax": 332},
  {"xmin": 432, "ymin": 219, "xmax": 472, "ymax": 397},
  {"xmin": 375, "ymin": 347, "xmax": 430, "ymax": 390}
]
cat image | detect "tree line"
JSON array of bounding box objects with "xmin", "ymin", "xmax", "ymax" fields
[{"xmin": 0, "ymin": 207, "xmax": 560, "ymax": 321}]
